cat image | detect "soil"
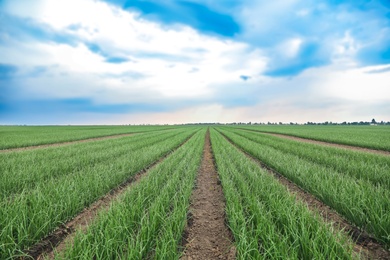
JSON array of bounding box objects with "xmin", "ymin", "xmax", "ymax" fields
[
  {"xmin": 219, "ymin": 130, "xmax": 390, "ymax": 260},
  {"xmin": 23, "ymin": 132, "xmax": 196, "ymax": 260},
  {"xmin": 181, "ymin": 130, "xmax": 236, "ymax": 260},
  {"xmin": 1, "ymin": 133, "xmax": 135, "ymax": 153},
  {"xmin": 239, "ymin": 128, "xmax": 390, "ymax": 156}
]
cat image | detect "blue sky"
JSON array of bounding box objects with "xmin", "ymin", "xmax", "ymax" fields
[{"xmin": 1, "ymin": 0, "xmax": 389, "ymax": 124}]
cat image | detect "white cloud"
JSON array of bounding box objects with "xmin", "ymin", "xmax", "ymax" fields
[
  {"xmin": 206, "ymin": 63, "xmax": 390, "ymax": 123},
  {"xmin": 331, "ymin": 31, "xmax": 360, "ymax": 65},
  {"xmin": 2, "ymin": 0, "xmax": 267, "ymax": 101},
  {"xmin": 2, "ymin": 0, "xmax": 390, "ymax": 124},
  {"xmin": 313, "ymin": 65, "xmax": 390, "ymax": 102},
  {"xmin": 296, "ymin": 8, "xmax": 310, "ymax": 17},
  {"xmin": 120, "ymin": 104, "xmax": 250, "ymax": 125},
  {"xmin": 279, "ymin": 38, "xmax": 303, "ymax": 58}
]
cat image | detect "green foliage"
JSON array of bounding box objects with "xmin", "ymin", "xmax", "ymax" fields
[
  {"xmin": 229, "ymin": 128, "xmax": 390, "ymax": 188},
  {"xmin": 56, "ymin": 129, "xmax": 206, "ymax": 259},
  {"xmin": 0, "ymin": 125, "xmax": 176, "ymax": 149},
  {"xmin": 218, "ymin": 127, "xmax": 390, "ymax": 247},
  {"xmin": 0, "ymin": 128, "xmax": 197, "ymax": 258},
  {"xmin": 210, "ymin": 128, "xmax": 354, "ymax": 259},
  {"xmin": 2, "ymin": 125, "xmax": 387, "ymax": 259},
  {"xmin": 236, "ymin": 125, "xmax": 390, "ymax": 151}
]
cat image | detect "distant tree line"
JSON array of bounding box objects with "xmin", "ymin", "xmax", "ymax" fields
[
  {"xmin": 180, "ymin": 119, "xmax": 390, "ymax": 126},
  {"xmin": 304, "ymin": 119, "xmax": 389, "ymax": 125}
]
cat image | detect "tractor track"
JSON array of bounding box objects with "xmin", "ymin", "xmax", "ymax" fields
[{"xmin": 181, "ymin": 129, "xmax": 236, "ymax": 260}]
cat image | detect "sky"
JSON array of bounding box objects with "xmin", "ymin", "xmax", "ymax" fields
[{"xmin": 1, "ymin": 0, "xmax": 389, "ymax": 125}]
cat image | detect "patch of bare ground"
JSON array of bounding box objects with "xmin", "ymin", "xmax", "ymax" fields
[
  {"xmin": 239, "ymin": 128, "xmax": 390, "ymax": 156},
  {"xmin": 219, "ymin": 130, "xmax": 390, "ymax": 260},
  {"xmin": 1, "ymin": 133, "xmax": 136, "ymax": 153},
  {"xmin": 181, "ymin": 130, "xmax": 236, "ymax": 260},
  {"xmin": 23, "ymin": 132, "xmax": 196, "ymax": 260}
]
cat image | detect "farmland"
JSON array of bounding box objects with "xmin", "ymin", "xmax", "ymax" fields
[
  {"xmin": 0, "ymin": 125, "xmax": 174, "ymax": 150},
  {"xmin": 0, "ymin": 125, "xmax": 389, "ymax": 259},
  {"xmin": 237, "ymin": 125, "xmax": 390, "ymax": 151}
]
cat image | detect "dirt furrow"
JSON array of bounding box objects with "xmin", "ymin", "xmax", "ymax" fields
[
  {"xmin": 219, "ymin": 130, "xmax": 390, "ymax": 260},
  {"xmin": 23, "ymin": 132, "xmax": 197, "ymax": 260},
  {"xmin": 181, "ymin": 129, "xmax": 235, "ymax": 260},
  {"xmin": 1, "ymin": 133, "xmax": 136, "ymax": 153},
  {"xmin": 238, "ymin": 128, "xmax": 390, "ymax": 156}
]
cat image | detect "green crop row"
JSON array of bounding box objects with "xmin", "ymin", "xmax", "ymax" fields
[
  {"xmin": 1, "ymin": 129, "xmax": 188, "ymax": 199},
  {"xmin": 236, "ymin": 125, "xmax": 390, "ymax": 151},
  {"xmin": 210, "ymin": 129, "xmax": 354, "ymax": 259},
  {"xmin": 55, "ymin": 129, "xmax": 206, "ymax": 259},
  {"xmin": 225, "ymin": 127, "xmax": 390, "ymax": 189},
  {"xmin": 218, "ymin": 127, "xmax": 390, "ymax": 247},
  {"xmin": 0, "ymin": 125, "xmax": 176, "ymax": 150},
  {"xmin": 0, "ymin": 128, "xmax": 198, "ymax": 258}
]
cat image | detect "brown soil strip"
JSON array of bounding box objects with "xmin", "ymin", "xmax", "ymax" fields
[
  {"xmin": 23, "ymin": 132, "xmax": 197, "ymax": 260},
  {"xmin": 238, "ymin": 128, "xmax": 390, "ymax": 156},
  {"xmin": 218, "ymin": 130, "xmax": 390, "ymax": 260},
  {"xmin": 181, "ymin": 130, "xmax": 236, "ymax": 260},
  {"xmin": 1, "ymin": 133, "xmax": 136, "ymax": 153}
]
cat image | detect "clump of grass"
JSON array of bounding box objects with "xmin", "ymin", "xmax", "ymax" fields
[
  {"xmin": 0, "ymin": 128, "xmax": 198, "ymax": 258},
  {"xmin": 219, "ymin": 127, "xmax": 390, "ymax": 247},
  {"xmin": 235, "ymin": 124, "xmax": 390, "ymax": 151},
  {"xmin": 0, "ymin": 125, "xmax": 176, "ymax": 149},
  {"xmin": 211, "ymin": 128, "xmax": 355, "ymax": 259},
  {"xmin": 56, "ymin": 129, "xmax": 206, "ymax": 259}
]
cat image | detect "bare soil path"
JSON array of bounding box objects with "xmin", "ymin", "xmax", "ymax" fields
[
  {"xmin": 238, "ymin": 128, "xmax": 390, "ymax": 156},
  {"xmin": 181, "ymin": 130, "xmax": 235, "ymax": 260},
  {"xmin": 23, "ymin": 132, "xmax": 196, "ymax": 260},
  {"xmin": 219, "ymin": 130, "xmax": 390, "ymax": 260},
  {"xmin": 1, "ymin": 133, "xmax": 135, "ymax": 153}
]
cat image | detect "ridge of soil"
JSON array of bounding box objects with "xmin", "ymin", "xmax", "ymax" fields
[
  {"xmin": 23, "ymin": 132, "xmax": 197, "ymax": 260},
  {"xmin": 219, "ymin": 130, "xmax": 390, "ymax": 260},
  {"xmin": 181, "ymin": 129, "xmax": 236, "ymax": 260},
  {"xmin": 238, "ymin": 128, "xmax": 390, "ymax": 156},
  {"xmin": 1, "ymin": 133, "xmax": 136, "ymax": 153}
]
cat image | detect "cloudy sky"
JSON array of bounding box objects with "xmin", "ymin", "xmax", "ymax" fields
[{"xmin": 1, "ymin": 0, "xmax": 389, "ymax": 124}]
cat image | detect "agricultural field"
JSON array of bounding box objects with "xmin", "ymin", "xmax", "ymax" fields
[
  {"xmin": 237, "ymin": 125, "xmax": 390, "ymax": 151},
  {"xmin": 0, "ymin": 125, "xmax": 389, "ymax": 259},
  {"xmin": 0, "ymin": 125, "xmax": 173, "ymax": 150}
]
